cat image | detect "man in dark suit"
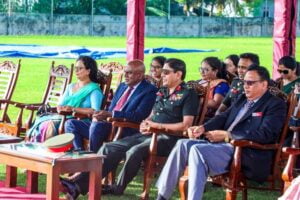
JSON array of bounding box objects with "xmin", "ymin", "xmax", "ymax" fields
[
  {"xmin": 60, "ymin": 58, "xmax": 199, "ymax": 200},
  {"xmin": 65, "ymin": 59, "xmax": 157, "ymax": 152},
  {"xmin": 155, "ymin": 65, "xmax": 287, "ymax": 200}
]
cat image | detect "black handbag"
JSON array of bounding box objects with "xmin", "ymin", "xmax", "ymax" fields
[{"xmin": 36, "ymin": 103, "xmax": 52, "ymax": 117}]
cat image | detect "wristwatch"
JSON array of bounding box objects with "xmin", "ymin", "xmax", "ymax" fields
[{"xmin": 224, "ymin": 132, "xmax": 231, "ymax": 143}]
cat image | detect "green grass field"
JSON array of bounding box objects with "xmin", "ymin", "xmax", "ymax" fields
[{"xmin": 0, "ymin": 35, "xmax": 295, "ymax": 199}]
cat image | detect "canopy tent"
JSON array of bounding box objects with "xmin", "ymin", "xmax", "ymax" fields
[
  {"xmin": 126, "ymin": 0, "xmax": 145, "ymax": 61},
  {"xmin": 273, "ymin": 0, "xmax": 298, "ymax": 79},
  {"xmin": 126, "ymin": 0, "xmax": 298, "ymax": 79}
]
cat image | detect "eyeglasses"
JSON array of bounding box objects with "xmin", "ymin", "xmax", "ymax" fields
[
  {"xmin": 243, "ymin": 80, "xmax": 262, "ymax": 86},
  {"xmin": 277, "ymin": 69, "xmax": 289, "ymax": 75},
  {"xmin": 162, "ymin": 69, "xmax": 174, "ymax": 75}
]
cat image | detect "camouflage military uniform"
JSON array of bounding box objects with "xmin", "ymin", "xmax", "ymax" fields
[{"xmin": 222, "ymin": 77, "xmax": 244, "ymax": 108}]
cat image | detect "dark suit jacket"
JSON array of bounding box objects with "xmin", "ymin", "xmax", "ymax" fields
[
  {"xmin": 108, "ymin": 79, "xmax": 158, "ymax": 136},
  {"xmin": 204, "ymin": 91, "xmax": 287, "ymax": 182}
]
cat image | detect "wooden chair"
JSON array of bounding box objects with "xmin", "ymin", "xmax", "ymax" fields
[
  {"xmin": 24, "ymin": 62, "xmax": 73, "ymax": 129},
  {"xmin": 178, "ymin": 91, "xmax": 295, "ymax": 200},
  {"xmin": 97, "ymin": 69, "xmax": 113, "ymax": 109},
  {"xmin": 0, "ymin": 60, "xmax": 21, "ymax": 123},
  {"xmin": 0, "ymin": 62, "xmax": 73, "ymax": 137},
  {"xmin": 99, "ymin": 62, "xmax": 124, "ymax": 109},
  {"xmin": 1, "ymin": 62, "xmax": 73, "ymax": 192},
  {"xmin": 109, "ymin": 81, "xmax": 210, "ymax": 200},
  {"xmin": 282, "ymin": 93, "xmax": 300, "ymax": 191}
]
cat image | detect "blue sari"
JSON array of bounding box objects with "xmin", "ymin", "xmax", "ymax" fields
[{"xmin": 27, "ymin": 82, "xmax": 101, "ymax": 142}]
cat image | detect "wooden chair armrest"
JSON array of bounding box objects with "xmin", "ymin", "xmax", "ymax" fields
[
  {"xmin": 230, "ymin": 140, "xmax": 279, "ymax": 150},
  {"xmin": 107, "ymin": 117, "xmax": 128, "ymax": 123},
  {"xmin": 147, "ymin": 127, "xmax": 184, "ymax": 137},
  {"xmin": 25, "ymin": 104, "xmax": 43, "ymax": 111},
  {"xmin": 72, "ymin": 111, "xmax": 91, "ymax": 119},
  {"xmin": 112, "ymin": 121, "xmax": 140, "ymax": 129},
  {"xmin": 57, "ymin": 110, "xmax": 72, "ymax": 116},
  {"xmin": 282, "ymin": 147, "xmax": 300, "ymax": 155},
  {"xmin": 0, "ymin": 99, "xmax": 27, "ymax": 108},
  {"xmin": 289, "ymin": 127, "xmax": 300, "ymax": 132}
]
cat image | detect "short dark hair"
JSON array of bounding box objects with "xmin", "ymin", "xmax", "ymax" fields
[
  {"xmin": 247, "ymin": 64, "xmax": 270, "ymax": 84},
  {"xmin": 226, "ymin": 54, "xmax": 239, "ymax": 67},
  {"xmin": 240, "ymin": 53, "xmax": 260, "ymax": 65},
  {"xmin": 165, "ymin": 58, "xmax": 186, "ymax": 80},
  {"xmin": 152, "ymin": 56, "xmax": 166, "ymax": 68},
  {"xmin": 77, "ymin": 56, "xmax": 98, "ymax": 83},
  {"xmin": 279, "ymin": 56, "xmax": 297, "ymax": 70},
  {"xmin": 202, "ymin": 57, "xmax": 227, "ymax": 80}
]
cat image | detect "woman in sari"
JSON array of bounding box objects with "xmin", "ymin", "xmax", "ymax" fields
[
  {"xmin": 199, "ymin": 57, "xmax": 230, "ymax": 119},
  {"xmin": 278, "ymin": 56, "xmax": 300, "ymax": 95},
  {"xmin": 27, "ymin": 56, "xmax": 103, "ymax": 142}
]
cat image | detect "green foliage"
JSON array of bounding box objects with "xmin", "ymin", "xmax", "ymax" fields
[
  {"xmin": 94, "ymin": 0, "xmax": 127, "ymax": 15},
  {"xmin": 32, "ymin": 0, "xmax": 51, "ymax": 13},
  {"xmin": 31, "ymin": 0, "xmax": 127, "ymax": 15},
  {"xmin": 146, "ymin": 7, "xmax": 168, "ymax": 16},
  {"xmin": 0, "ymin": 5, "xmax": 6, "ymax": 12},
  {"xmin": 2, "ymin": 0, "xmax": 266, "ymax": 16},
  {"xmin": 252, "ymin": 0, "xmax": 265, "ymax": 17}
]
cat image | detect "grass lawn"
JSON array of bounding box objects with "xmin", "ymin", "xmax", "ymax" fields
[{"xmin": 0, "ymin": 35, "xmax": 295, "ymax": 199}]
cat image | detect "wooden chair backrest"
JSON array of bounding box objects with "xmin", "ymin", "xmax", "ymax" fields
[
  {"xmin": 96, "ymin": 69, "xmax": 112, "ymax": 109},
  {"xmin": 42, "ymin": 62, "xmax": 73, "ymax": 106},
  {"xmin": 0, "ymin": 60, "xmax": 21, "ymax": 100},
  {"xmin": 186, "ymin": 80, "xmax": 210, "ymax": 126},
  {"xmin": 268, "ymin": 92, "xmax": 296, "ymax": 185},
  {"xmin": 99, "ymin": 62, "xmax": 124, "ymax": 91}
]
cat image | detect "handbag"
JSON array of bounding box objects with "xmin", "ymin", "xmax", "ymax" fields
[{"xmin": 36, "ymin": 103, "xmax": 52, "ymax": 117}]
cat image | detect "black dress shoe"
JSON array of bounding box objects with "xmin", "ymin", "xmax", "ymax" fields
[
  {"xmin": 156, "ymin": 194, "xmax": 167, "ymax": 200},
  {"xmin": 60, "ymin": 178, "xmax": 80, "ymax": 200},
  {"xmin": 102, "ymin": 185, "xmax": 114, "ymax": 195},
  {"xmin": 101, "ymin": 184, "xmax": 124, "ymax": 195}
]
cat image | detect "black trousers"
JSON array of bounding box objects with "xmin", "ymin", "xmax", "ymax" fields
[{"xmin": 73, "ymin": 133, "xmax": 179, "ymax": 194}]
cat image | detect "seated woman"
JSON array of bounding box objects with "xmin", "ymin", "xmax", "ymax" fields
[
  {"xmin": 199, "ymin": 57, "xmax": 230, "ymax": 119},
  {"xmin": 145, "ymin": 56, "xmax": 166, "ymax": 87},
  {"xmin": 277, "ymin": 56, "xmax": 300, "ymax": 95},
  {"xmin": 224, "ymin": 54, "xmax": 239, "ymax": 83},
  {"xmin": 27, "ymin": 56, "xmax": 103, "ymax": 142}
]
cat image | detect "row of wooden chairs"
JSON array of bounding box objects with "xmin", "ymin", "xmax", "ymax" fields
[
  {"xmin": 2, "ymin": 59, "xmax": 299, "ymax": 199},
  {"xmin": 0, "ymin": 60, "xmax": 125, "ymax": 138},
  {"xmin": 0, "ymin": 59, "xmax": 126, "ymax": 193}
]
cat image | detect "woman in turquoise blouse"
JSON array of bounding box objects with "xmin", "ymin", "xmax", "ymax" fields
[
  {"xmin": 27, "ymin": 56, "xmax": 103, "ymax": 142},
  {"xmin": 278, "ymin": 56, "xmax": 300, "ymax": 95}
]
